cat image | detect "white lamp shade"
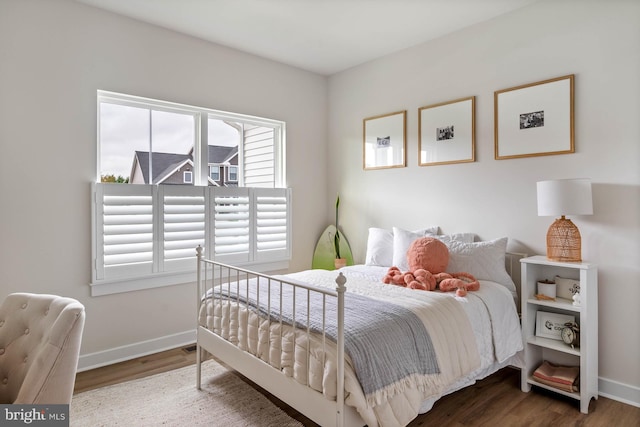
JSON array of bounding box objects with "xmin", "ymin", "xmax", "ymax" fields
[{"xmin": 537, "ymin": 179, "xmax": 593, "ymax": 217}]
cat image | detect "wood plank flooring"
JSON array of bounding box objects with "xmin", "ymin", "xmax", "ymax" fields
[
  {"xmin": 74, "ymin": 345, "xmax": 199, "ymax": 394},
  {"xmin": 74, "ymin": 346, "xmax": 640, "ymax": 426}
]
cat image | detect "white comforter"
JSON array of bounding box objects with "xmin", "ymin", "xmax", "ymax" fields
[{"xmin": 200, "ymin": 265, "xmax": 523, "ymax": 427}]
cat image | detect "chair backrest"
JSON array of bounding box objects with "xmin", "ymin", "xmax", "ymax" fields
[{"xmin": 0, "ymin": 293, "xmax": 85, "ymax": 404}]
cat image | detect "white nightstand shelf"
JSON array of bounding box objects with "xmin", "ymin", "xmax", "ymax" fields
[
  {"xmin": 525, "ymin": 336, "xmax": 580, "ymax": 356},
  {"xmin": 526, "ymin": 377, "xmax": 581, "ymax": 400},
  {"xmin": 520, "ymin": 256, "xmax": 598, "ymax": 414},
  {"xmin": 526, "ymin": 296, "xmax": 577, "ymax": 311}
]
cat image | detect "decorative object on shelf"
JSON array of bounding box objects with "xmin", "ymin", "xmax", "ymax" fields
[
  {"xmin": 561, "ymin": 321, "xmax": 580, "ymax": 349},
  {"xmin": 554, "ymin": 275, "xmax": 581, "ymax": 300},
  {"xmin": 533, "ymin": 361, "xmax": 579, "ymax": 393},
  {"xmin": 537, "ymin": 279, "xmax": 556, "ymax": 299},
  {"xmin": 418, "ymin": 96, "xmax": 475, "ymax": 166},
  {"xmin": 536, "ymin": 311, "xmax": 575, "ymax": 340},
  {"xmin": 537, "ymin": 178, "xmax": 593, "ymax": 262},
  {"xmin": 363, "ymin": 110, "xmax": 406, "ymax": 170},
  {"xmin": 572, "ymin": 292, "xmax": 581, "ymax": 307},
  {"xmin": 494, "ymin": 74, "xmax": 574, "ymax": 160}
]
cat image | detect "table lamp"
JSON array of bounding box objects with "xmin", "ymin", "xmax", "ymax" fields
[{"xmin": 537, "ymin": 178, "xmax": 593, "ymax": 262}]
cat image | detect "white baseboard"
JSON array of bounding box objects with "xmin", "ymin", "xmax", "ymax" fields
[
  {"xmin": 599, "ymin": 377, "xmax": 640, "ymax": 409},
  {"xmin": 77, "ymin": 329, "xmax": 196, "ymax": 372}
]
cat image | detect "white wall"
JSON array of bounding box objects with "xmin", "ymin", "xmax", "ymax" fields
[
  {"xmin": 0, "ymin": 0, "xmax": 327, "ymax": 366},
  {"xmin": 328, "ymin": 0, "xmax": 639, "ymax": 405}
]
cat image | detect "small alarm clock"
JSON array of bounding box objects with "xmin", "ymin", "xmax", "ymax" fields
[{"xmin": 561, "ymin": 321, "xmax": 580, "ymax": 349}]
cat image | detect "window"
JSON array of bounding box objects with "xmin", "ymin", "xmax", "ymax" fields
[
  {"xmin": 99, "ymin": 101, "xmax": 196, "ymax": 185},
  {"xmin": 93, "ymin": 91, "xmax": 288, "ymax": 296},
  {"xmin": 98, "ymin": 92, "xmax": 285, "ymax": 187},
  {"xmin": 209, "ymin": 166, "xmax": 220, "ymax": 182},
  {"xmin": 228, "ymin": 166, "xmax": 238, "ymax": 182}
]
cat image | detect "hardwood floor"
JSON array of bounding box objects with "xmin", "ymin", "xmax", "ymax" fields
[
  {"xmin": 75, "ymin": 346, "xmax": 640, "ymax": 426},
  {"xmin": 74, "ymin": 345, "xmax": 198, "ymax": 394}
]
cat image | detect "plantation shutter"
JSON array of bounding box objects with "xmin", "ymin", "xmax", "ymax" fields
[
  {"xmin": 94, "ymin": 183, "xmax": 155, "ymax": 281},
  {"xmin": 160, "ymin": 185, "xmax": 206, "ymax": 272},
  {"xmin": 256, "ymin": 189, "xmax": 290, "ymax": 261},
  {"xmin": 93, "ymin": 184, "xmax": 290, "ymax": 292},
  {"xmin": 209, "ymin": 187, "xmax": 290, "ymax": 264},
  {"xmin": 210, "ymin": 187, "xmax": 251, "ymax": 264}
]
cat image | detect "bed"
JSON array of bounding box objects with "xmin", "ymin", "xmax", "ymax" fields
[{"xmin": 196, "ymin": 231, "xmax": 525, "ymax": 427}]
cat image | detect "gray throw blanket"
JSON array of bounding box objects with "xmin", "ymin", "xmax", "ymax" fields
[{"xmin": 211, "ymin": 277, "xmax": 440, "ymax": 401}]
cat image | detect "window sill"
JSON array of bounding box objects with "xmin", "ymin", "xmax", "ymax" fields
[{"xmin": 90, "ymin": 260, "xmax": 290, "ymax": 296}]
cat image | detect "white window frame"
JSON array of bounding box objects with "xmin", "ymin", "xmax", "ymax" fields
[
  {"xmin": 93, "ymin": 91, "xmax": 289, "ymax": 296},
  {"xmin": 183, "ymin": 170, "xmax": 193, "ymax": 184}
]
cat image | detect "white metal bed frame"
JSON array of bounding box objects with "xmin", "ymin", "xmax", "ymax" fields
[{"xmin": 195, "ymin": 247, "xmax": 525, "ymax": 427}]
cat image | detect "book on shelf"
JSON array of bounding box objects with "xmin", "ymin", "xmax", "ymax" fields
[{"xmin": 533, "ymin": 360, "xmax": 579, "ymax": 393}]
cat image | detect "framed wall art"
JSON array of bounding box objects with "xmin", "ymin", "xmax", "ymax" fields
[
  {"xmin": 419, "ymin": 96, "xmax": 475, "ymax": 166},
  {"xmin": 363, "ymin": 110, "xmax": 406, "ymax": 170},
  {"xmin": 494, "ymin": 74, "xmax": 574, "ymax": 160}
]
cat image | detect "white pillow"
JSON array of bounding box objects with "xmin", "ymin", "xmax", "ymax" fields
[
  {"xmin": 391, "ymin": 226, "xmax": 439, "ymax": 270},
  {"xmin": 446, "ymin": 237, "xmax": 517, "ymax": 298},
  {"xmin": 364, "ymin": 228, "xmax": 394, "ymax": 266},
  {"xmin": 428, "ymin": 232, "xmax": 476, "ymax": 244}
]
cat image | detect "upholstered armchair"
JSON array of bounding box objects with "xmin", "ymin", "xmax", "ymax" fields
[{"xmin": 0, "ymin": 293, "xmax": 85, "ymax": 404}]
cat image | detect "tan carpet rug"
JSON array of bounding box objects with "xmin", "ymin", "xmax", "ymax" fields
[{"xmin": 70, "ymin": 360, "xmax": 304, "ymax": 426}]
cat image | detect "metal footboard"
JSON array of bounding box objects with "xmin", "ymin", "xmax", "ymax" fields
[{"xmin": 195, "ymin": 246, "xmax": 356, "ymax": 427}]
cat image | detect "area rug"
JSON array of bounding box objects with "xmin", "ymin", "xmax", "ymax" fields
[{"xmin": 70, "ymin": 360, "xmax": 303, "ymax": 426}]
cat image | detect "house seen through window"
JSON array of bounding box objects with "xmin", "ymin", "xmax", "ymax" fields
[{"xmin": 99, "ymin": 94, "xmax": 283, "ymax": 188}]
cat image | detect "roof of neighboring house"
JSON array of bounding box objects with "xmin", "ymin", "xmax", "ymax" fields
[
  {"xmin": 208, "ymin": 145, "xmax": 238, "ymax": 164},
  {"xmin": 132, "ymin": 151, "xmax": 192, "ymax": 184},
  {"xmin": 131, "ymin": 145, "xmax": 239, "ymax": 184}
]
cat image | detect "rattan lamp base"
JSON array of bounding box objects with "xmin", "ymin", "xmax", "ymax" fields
[{"xmin": 546, "ymin": 216, "xmax": 582, "ymax": 262}]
